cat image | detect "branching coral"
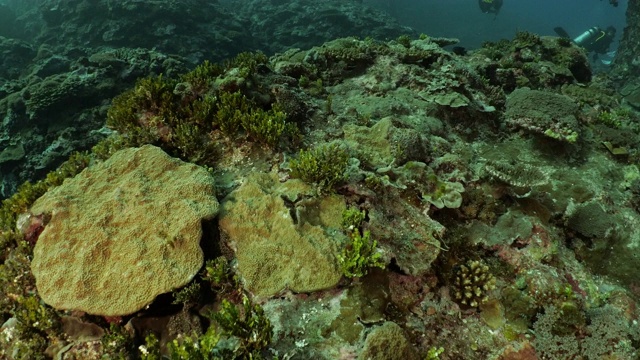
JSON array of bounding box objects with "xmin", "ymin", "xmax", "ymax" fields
[{"xmin": 452, "ymin": 259, "xmax": 496, "ymax": 308}]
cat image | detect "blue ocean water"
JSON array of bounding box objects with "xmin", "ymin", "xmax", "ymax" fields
[{"xmin": 376, "ymin": 0, "xmax": 627, "ymax": 50}]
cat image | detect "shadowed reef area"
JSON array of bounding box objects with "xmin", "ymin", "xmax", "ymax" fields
[{"xmin": 1, "ymin": 0, "xmax": 640, "ymax": 359}]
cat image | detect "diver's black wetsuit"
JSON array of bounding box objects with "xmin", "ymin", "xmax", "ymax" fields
[
  {"xmin": 478, "ymin": 0, "xmax": 503, "ymax": 14},
  {"xmin": 584, "ymin": 26, "xmax": 616, "ymax": 55}
]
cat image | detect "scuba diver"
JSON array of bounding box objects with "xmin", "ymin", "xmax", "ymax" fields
[
  {"xmin": 582, "ymin": 26, "xmax": 616, "ymax": 55},
  {"xmin": 554, "ymin": 26, "xmax": 616, "ymax": 56},
  {"xmin": 553, "ymin": 25, "xmax": 616, "ymax": 68},
  {"xmin": 478, "ymin": 0, "xmax": 503, "ymax": 15}
]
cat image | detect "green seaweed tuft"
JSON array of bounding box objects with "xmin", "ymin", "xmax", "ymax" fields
[
  {"xmin": 211, "ymin": 295, "xmax": 273, "ymax": 358},
  {"xmin": 341, "ymin": 206, "xmax": 366, "ymax": 231},
  {"xmin": 339, "ymin": 229, "xmax": 385, "ymax": 278},
  {"xmin": 289, "ymin": 144, "xmax": 349, "ymax": 192}
]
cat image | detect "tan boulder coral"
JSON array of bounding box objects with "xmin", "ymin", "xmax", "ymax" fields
[
  {"xmin": 358, "ymin": 321, "xmax": 420, "ymax": 360},
  {"xmin": 219, "ymin": 172, "xmax": 344, "ymax": 298},
  {"xmin": 29, "ymin": 145, "xmax": 218, "ymax": 316}
]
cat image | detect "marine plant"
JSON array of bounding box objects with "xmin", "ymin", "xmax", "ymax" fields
[
  {"xmin": 289, "ymin": 143, "xmax": 349, "ymax": 192},
  {"xmin": 543, "ymin": 127, "xmax": 579, "ymax": 143},
  {"xmin": 215, "ymin": 91, "xmax": 249, "ymax": 135},
  {"xmin": 106, "ymin": 51, "xmax": 300, "ymax": 165},
  {"xmin": 91, "ymin": 134, "xmax": 129, "ymax": 161},
  {"xmin": 141, "ymin": 295, "xmax": 272, "ymax": 360},
  {"xmin": 426, "ymin": 346, "xmax": 445, "ymax": 360},
  {"xmin": 138, "ymin": 333, "xmax": 162, "ymax": 360},
  {"xmin": 338, "ymin": 207, "xmax": 385, "ymax": 278},
  {"xmin": 341, "ymin": 206, "xmax": 366, "ymax": 231},
  {"xmin": 167, "ymin": 327, "xmax": 222, "ymax": 360},
  {"xmin": 556, "ymin": 37, "xmax": 573, "ymax": 47},
  {"xmin": 211, "ymin": 295, "xmax": 273, "ymax": 358},
  {"xmin": 202, "ymin": 256, "xmax": 240, "ymax": 295},
  {"xmin": 596, "ymin": 108, "xmax": 632, "ymax": 128},
  {"xmin": 0, "ymin": 181, "xmax": 48, "ymax": 233},
  {"xmin": 140, "ymin": 329, "xmax": 222, "ymax": 360},
  {"xmin": 339, "ymin": 229, "xmax": 385, "ymax": 278},
  {"xmin": 222, "ymin": 51, "xmax": 269, "ymax": 79},
  {"xmin": 101, "ymin": 324, "xmax": 134, "ymax": 358},
  {"xmin": 0, "ymin": 294, "xmax": 62, "ymax": 359},
  {"xmin": 140, "ymin": 258, "xmax": 271, "ymax": 360},
  {"xmin": 513, "ymin": 31, "xmax": 542, "ymax": 49},
  {"xmin": 106, "ymin": 74, "xmax": 179, "ymax": 148},
  {"xmin": 396, "ymin": 34, "xmax": 412, "ymax": 48},
  {"xmin": 217, "ymin": 91, "xmax": 297, "ymax": 146},
  {"xmin": 180, "ymin": 60, "xmax": 224, "ymax": 93},
  {"xmin": 309, "ymin": 78, "xmax": 325, "ymax": 97},
  {"xmin": 238, "ymin": 103, "xmax": 292, "ymax": 146},
  {"xmin": 172, "ymin": 282, "xmax": 202, "ymax": 306}
]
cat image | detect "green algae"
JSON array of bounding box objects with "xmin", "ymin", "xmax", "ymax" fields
[{"xmin": 289, "ymin": 143, "xmax": 349, "ymax": 192}]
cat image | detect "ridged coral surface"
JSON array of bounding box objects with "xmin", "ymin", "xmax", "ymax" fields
[{"xmin": 29, "ymin": 145, "xmax": 218, "ymax": 316}]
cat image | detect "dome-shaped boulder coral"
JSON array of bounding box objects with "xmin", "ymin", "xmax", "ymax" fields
[{"xmin": 29, "ymin": 145, "xmax": 219, "ymax": 316}]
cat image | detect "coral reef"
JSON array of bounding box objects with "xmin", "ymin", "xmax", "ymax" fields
[
  {"xmin": 29, "ymin": 145, "xmax": 218, "ymax": 316},
  {"xmin": 289, "ymin": 143, "xmax": 350, "ymax": 192},
  {"xmin": 218, "ymin": 172, "xmax": 344, "ymax": 298},
  {"xmin": 358, "ymin": 321, "xmax": 420, "ymax": 360},
  {"xmin": 504, "ymin": 88, "xmax": 580, "ymax": 143},
  {"xmin": 0, "ymin": 0, "xmax": 406, "ymax": 199},
  {"xmin": 452, "ymin": 259, "xmax": 497, "ymax": 308},
  {"xmin": 1, "ymin": 12, "xmax": 640, "ymax": 358},
  {"xmin": 475, "ymin": 31, "xmax": 591, "ymax": 91}
]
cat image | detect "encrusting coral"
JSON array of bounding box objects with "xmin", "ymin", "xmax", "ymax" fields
[{"xmin": 29, "ymin": 145, "xmax": 219, "ymax": 316}]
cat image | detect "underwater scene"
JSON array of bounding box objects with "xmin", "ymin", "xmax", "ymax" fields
[{"xmin": 0, "ymin": 0, "xmax": 640, "ymax": 358}]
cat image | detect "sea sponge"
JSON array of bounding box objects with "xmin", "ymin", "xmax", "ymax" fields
[{"xmin": 29, "ymin": 145, "xmax": 218, "ymax": 316}]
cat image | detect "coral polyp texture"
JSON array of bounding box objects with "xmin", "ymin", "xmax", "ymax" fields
[
  {"xmin": 218, "ymin": 172, "xmax": 344, "ymax": 298},
  {"xmin": 29, "ymin": 145, "xmax": 219, "ymax": 316}
]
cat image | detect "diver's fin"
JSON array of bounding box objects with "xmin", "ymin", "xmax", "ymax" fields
[{"xmin": 553, "ymin": 26, "xmax": 571, "ymax": 38}]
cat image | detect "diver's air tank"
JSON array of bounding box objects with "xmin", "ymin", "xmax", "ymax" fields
[{"xmin": 573, "ymin": 27, "xmax": 602, "ymax": 46}]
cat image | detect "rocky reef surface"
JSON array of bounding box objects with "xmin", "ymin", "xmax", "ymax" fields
[
  {"xmin": 0, "ymin": 0, "xmax": 410, "ymax": 199},
  {"xmin": 611, "ymin": 0, "xmax": 640, "ymax": 110},
  {"xmin": 1, "ymin": 1, "xmax": 640, "ymax": 359}
]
